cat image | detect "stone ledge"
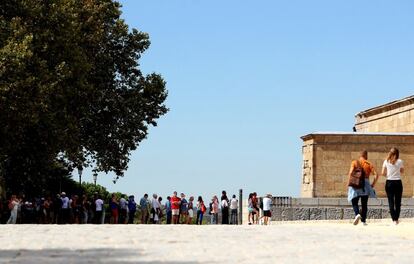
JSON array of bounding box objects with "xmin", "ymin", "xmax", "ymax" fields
[
  {"xmin": 292, "ymin": 198, "xmax": 319, "ymax": 207},
  {"xmin": 271, "ymin": 206, "xmax": 414, "ymax": 221},
  {"xmin": 288, "ymin": 198, "xmax": 414, "ymax": 208}
]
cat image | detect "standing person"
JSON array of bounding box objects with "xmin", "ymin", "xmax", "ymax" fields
[
  {"xmin": 90, "ymin": 193, "xmax": 98, "ymax": 223},
  {"xmin": 23, "ymin": 199, "xmax": 35, "ymax": 224},
  {"xmin": 252, "ymin": 193, "xmax": 259, "ymax": 224},
  {"xmin": 347, "ymin": 150, "xmax": 378, "ymax": 226},
  {"xmin": 262, "ymin": 194, "xmax": 272, "ymax": 225},
  {"xmin": 81, "ymin": 195, "xmax": 89, "ymax": 224},
  {"xmin": 151, "ymin": 194, "xmax": 160, "ymax": 224},
  {"xmin": 196, "ymin": 196, "xmax": 206, "ymax": 225},
  {"xmin": 171, "ymin": 191, "xmax": 181, "ymax": 224},
  {"xmin": 53, "ymin": 194, "xmax": 62, "ymax": 224},
  {"xmin": 71, "ymin": 195, "xmax": 80, "ymax": 224},
  {"xmin": 0, "ymin": 198, "xmax": 3, "ymax": 223},
  {"xmin": 230, "ymin": 194, "xmax": 238, "ymax": 225},
  {"xmin": 211, "ymin": 196, "xmax": 219, "ymax": 224},
  {"xmin": 127, "ymin": 195, "xmax": 137, "ymax": 224},
  {"xmin": 47, "ymin": 196, "xmax": 54, "ymax": 224},
  {"xmin": 95, "ymin": 195, "xmax": 104, "ymax": 224},
  {"xmin": 221, "ymin": 191, "xmax": 229, "ymax": 225},
  {"xmin": 119, "ymin": 195, "xmax": 128, "ymax": 224},
  {"xmin": 110, "ymin": 193, "xmax": 119, "ymax": 224},
  {"xmin": 165, "ymin": 196, "xmax": 172, "ymax": 224},
  {"xmin": 43, "ymin": 197, "xmax": 51, "ymax": 224},
  {"xmin": 180, "ymin": 193, "xmax": 188, "ymax": 224},
  {"xmin": 247, "ymin": 193, "xmax": 254, "ymax": 225},
  {"xmin": 68, "ymin": 195, "xmax": 74, "ymax": 224},
  {"xmin": 61, "ymin": 192, "xmax": 70, "ymax": 224},
  {"xmin": 35, "ymin": 197, "xmax": 42, "ymax": 224},
  {"xmin": 187, "ymin": 196, "xmax": 194, "ymax": 224},
  {"xmin": 382, "ymin": 147, "xmax": 404, "ymax": 225},
  {"xmin": 158, "ymin": 197, "xmax": 164, "ymax": 223},
  {"xmin": 7, "ymin": 195, "xmax": 19, "ymax": 224},
  {"xmin": 140, "ymin": 194, "xmax": 149, "ymax": 224}
]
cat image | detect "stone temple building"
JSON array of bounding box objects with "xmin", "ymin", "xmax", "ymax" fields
[{"xmin": 301, "ymin": 95, "xmax": 414, "ymax": 198}]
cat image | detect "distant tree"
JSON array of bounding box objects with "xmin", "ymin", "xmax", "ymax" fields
[
  {"xmin": 81, "ymin": 182, "xmax": 110, "ymax": 199},
  {"xmin": 0, "ymin": 0, "xmax": 168, "ymax": 196}
]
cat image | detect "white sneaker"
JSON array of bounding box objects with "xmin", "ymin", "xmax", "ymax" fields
[
  {"xmin": 362, "ymin": 222, "xmax": 368, "ymax": 226},
  {"xmin": 353, "ymin": 214, "xmax": 361, "ymax": 225}
]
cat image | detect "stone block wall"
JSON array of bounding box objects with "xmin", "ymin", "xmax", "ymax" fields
[{"xmin": 301, "ymin": 133, "xmax": 414, "ymax": 198}]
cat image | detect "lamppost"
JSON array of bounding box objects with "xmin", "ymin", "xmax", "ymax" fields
[
  {"xmin": 93, "ymin": 172, "xmax": 98, "ymax": 186},
  {"xmin": 78, "ymin": 166, "xmax": 83, "ymax": 186},
  {"xmin": 60, "ymin": 165, "xmax": 68, "ymax": 194}
]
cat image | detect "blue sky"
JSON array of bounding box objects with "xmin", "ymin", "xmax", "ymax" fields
[{"xmin": 79, "ymin": 0, "xmax": 414, "ymax": 200}]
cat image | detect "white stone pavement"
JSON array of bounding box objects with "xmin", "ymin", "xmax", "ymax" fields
[{"xmin": 1, "ymin": 220, "xmax": 414, "ymax": 264}]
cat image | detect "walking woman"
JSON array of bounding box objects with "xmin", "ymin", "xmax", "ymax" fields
[
  {"xmin": 347, "ymin": 150, "xmax": 378, "ymax": 226},
  {"xmin": 382, "ymin": 147, "xmax": 404, "ymax": 225},
  {"xmin": 196, "ymin": 196, "xmax": 206, "ymax": 225}
]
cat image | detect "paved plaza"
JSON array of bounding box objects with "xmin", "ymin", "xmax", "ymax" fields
[{"xmin": 1, "ymin": 220, "xmax": 414, "ymax": 263}]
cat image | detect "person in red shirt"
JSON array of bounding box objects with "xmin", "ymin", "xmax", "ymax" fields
[{"xmin": 171, "ymin": 191, "xmax": 181, "ymax": 224}]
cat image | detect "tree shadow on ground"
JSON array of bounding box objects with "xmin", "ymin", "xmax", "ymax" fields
[{"xmin": 0, "ymin": 248, "xmax": 198, "ymax": 264}]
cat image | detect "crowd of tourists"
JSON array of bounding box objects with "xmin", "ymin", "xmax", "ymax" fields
[{"xmin": 1, "ymin": 190, "xmax": 247, "ymax": 225}]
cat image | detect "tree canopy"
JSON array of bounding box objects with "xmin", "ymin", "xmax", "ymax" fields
[{"xmin": 0, "ymin": 0, "xmax": 168, "ymax": 197}]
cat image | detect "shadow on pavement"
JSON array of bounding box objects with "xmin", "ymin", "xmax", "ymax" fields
[{"xmin": 0, "ymin": 248, "xmax": 198, "ymax": 263}]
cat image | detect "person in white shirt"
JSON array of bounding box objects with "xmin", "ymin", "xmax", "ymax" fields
[
  {"xmin": 230, "ymin": 195, "xmax": 238, "ymax": 225},
  {"xmin": 262, "ymin": 194, "xmax": 272, "ymax": 225},
  {"xmin": 61, "ymin": 192, "xmax": 70, "ymax": 224},
  {"xmin": 151, "ymin": 194, "xmax": 160, "ymax": 224},
  {"xmin": 382, "ymin": 147, "xmax": 405, "ymax": 225},
  {"xmin": 95, "ymin": 196, "xmax": 104, "ymax": 224}
]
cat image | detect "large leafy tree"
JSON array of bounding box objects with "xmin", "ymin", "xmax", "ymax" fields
[{"xmin": 0, "ymin": 0, "xmax": 168, "ymax": 197}]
